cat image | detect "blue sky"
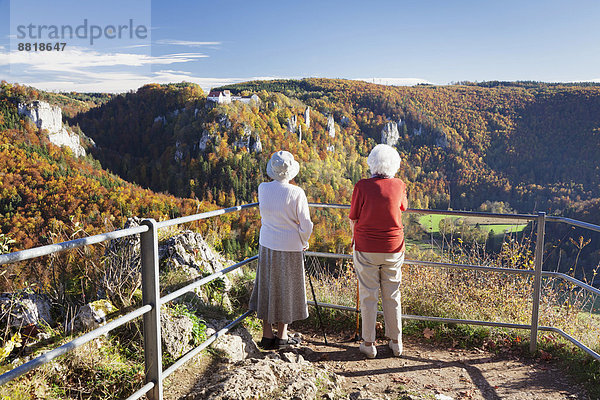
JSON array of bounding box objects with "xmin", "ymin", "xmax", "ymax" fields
[{"xmin": 1, "ymin": 0, "xmax": 599, "ymax": 92}]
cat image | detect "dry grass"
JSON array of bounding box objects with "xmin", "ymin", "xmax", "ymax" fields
[
  {"xmin": 305, "ymin": 232, "xmax": 600, "ymax": 357},
  {"xmin": 0, "ymin": 336, "xmax": 144, "ymax": 399}
]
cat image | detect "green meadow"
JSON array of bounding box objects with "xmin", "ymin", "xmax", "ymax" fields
[{"xmin": 417, "ymin": 214, "xmax": 529, "ymax": 236}]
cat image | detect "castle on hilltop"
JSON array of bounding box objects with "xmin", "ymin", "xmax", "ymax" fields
[{"xmin": 207, "ymin": 90, "xmax": 260, "ymax": 105}]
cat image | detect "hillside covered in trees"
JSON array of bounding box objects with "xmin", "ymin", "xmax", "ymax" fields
[
  {"xmin": 72, "ymin": 79, "xmax": 600, "ymax": 221},
  {"xmin": 0, "ymin": 82, "xmax": 216, "ymax": 292},
  {"xmin": 4, "ymin": 78, "xmax": 600, "ymax": 278}
]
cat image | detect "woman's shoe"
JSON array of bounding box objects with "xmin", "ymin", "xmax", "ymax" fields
[
  {"xmin": 389, "ymin": 340, "xmax": 402, "ymax": 357},
  {"xmin": 359, "ymin": 342, "xmax": 377, "ymax": 358},
  {"xmin": 258, "ymin": 336, "xmax": 278, "ymax": 350},
  {"xmin": 277, "ymin": 336, "xmax": 301, "ymax": 349}
]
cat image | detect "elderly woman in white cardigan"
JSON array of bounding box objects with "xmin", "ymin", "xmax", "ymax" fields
[{"xmin": 249, "ymin": 151, "xmax": 313, "ymax": 349}]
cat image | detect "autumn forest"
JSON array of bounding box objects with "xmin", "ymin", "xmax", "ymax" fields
[{"xmin": 2, "ymin": 78, "xmax": 600, "ymax": 288}]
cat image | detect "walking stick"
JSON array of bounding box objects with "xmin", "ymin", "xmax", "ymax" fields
[{"xmin": 305, "ymin": 252, "xmax": 328, "ymax": 345}]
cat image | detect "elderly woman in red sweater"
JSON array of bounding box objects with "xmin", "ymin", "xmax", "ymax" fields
[{"xmin": 349, "ymin": 144, "xmax": 408, "ymax": 359}]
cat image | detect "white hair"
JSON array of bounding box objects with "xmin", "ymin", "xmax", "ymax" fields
[{"xmin": 367, "ymin": 144, "xmax": 401, "ymax": 178}]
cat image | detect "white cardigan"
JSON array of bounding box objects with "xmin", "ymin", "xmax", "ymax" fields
[{"xmin": 258, "ymin": 180, "xmax": 313, "ymax": 252}]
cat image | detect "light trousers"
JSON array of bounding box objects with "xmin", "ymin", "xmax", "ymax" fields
[{"xmin": 353, "ymin": 250, "xmax": 404, "ymax": 343}]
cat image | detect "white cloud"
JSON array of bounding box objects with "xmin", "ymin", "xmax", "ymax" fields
[
  {"xmin": 0, "ymin": 47, "xmax": 208, "ymax": 72},
  {"xmin": 119, "ymin": 44, "xmax": 152, "ymax": 49},
  {"xmin": 0, "ymin": 44, "xmax": 320, "ymax": 93},
  {"xmin": 151, "ymin": 70, "xmax": 279, "ymax": 91},
  {"xmin": 0, "ymin": 46, "xmax": 216, "ymax": 92},
  {"xmin": 19, "ymin": 77, "xmax": 149, "ymax": 93},
  {"xmin": 354, "ymin": 77, "xmax": 433, "ymax": 86},
  {"xmin": 12, "ymin": 71, "xmax": 281, "ymax": 93},
  {"xmin": 155, "ymin": 40, "xmax": 221, "ymax": 47}
]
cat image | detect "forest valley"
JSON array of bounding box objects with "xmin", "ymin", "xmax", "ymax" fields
[{"xmin": 1, "ymin": 78, "xmax": 600, "ymax": 295}]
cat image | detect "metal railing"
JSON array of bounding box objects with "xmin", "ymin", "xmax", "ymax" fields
[
  {"xmin": 0, "ymin": 203, "xmax": 598, "ymax": 400},
  {"xmin": 308, "ymin": 203, "xmax": 600, "ymax": 362},
  {"xmin": 0, "ymin": 203, "xmax": 259, "ymax": 400}
]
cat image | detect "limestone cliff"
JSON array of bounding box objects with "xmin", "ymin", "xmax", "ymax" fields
[
  {"xmin": 18, "ymin": 101, "xmax": 88, "ymax": 157},
  {"xmin": 381, "ymin": 121, "xmax": 400, "ymax": 146},
  {"xmin": 327, "ymin": 115, "xmax": 335, "ymax": 138},
  {"xmin": 304, "ymin": 106, "xmax": 310, "ymax": 129},
  {"xmin": 287, "ymin": 115, "xmax": 298, "ymax": 133}
]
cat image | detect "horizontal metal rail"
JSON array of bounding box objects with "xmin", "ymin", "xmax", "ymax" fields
[
  {"xmin": 0, "ymin": 304, "xmax": 153, "ymax": 386},
  {"xmin": 162, "ymin": 310, "xmax": 253, "ymax": 379},
  {"xmin": 156, "ymin": 203, "xmax": 258, "ymax": 229},
  {"xmin": 306, "ymin": 251, "xmax": 600, "ymax": 298},
  {"xmin": 125, "ymin": 382, "xmax": 155, "ymax": 400},
  {"xmin": 408, "ymin": 259, "xmax": 536, "ymax": 275},
  {"xmin": 306, "ymin": 251, "xmax": 600, "ymax": 290},
  {"xmin": 546, "ymin": 215, "xmax": 600, "ymax": 234},
  {"xmin": 305, "ymin": 251, "xmax": 536, "ymax": 276},
  {"xmin": 545, "ymin": 327, "xmax": 600, "ymax": 361},
  {"xmin": 0, "ymin": 225, "xmax": 149, "ymax": 266},
  {"xmin": 0, "ymin": 204, "xmax": 260, "ymax": 267},
  {"xmin": 308, "ymin": 203, "xmax": 537, "ymax": 221},
  {"xmin": 406, "ymin": 208, "xmax": 537, "ymax": 221},
  {"xmin": 543, "ymin": 271, "xmax": 600, "ymax": 297},
  {"xmin": 308, "ymin": 300, "xmax": 533, "ymax": 330},
  {"xmin": 160, "ymin": 255, "xmax": 258, "ymax": 305},
  {"xmin": 306, "ymin": 300, "xmax": 600, "ymax": 362},
  {"xmin": 308, "ymin": 203, "xmax": 349, "ymax": 209}
]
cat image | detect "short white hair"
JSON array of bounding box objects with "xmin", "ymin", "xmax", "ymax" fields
[{"xmin": 367, "ymin": 144, "xmax": 401, "ymax": 178}]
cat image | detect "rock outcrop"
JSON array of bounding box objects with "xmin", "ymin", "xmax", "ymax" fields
[
  {"xmin": 159, "ymin": 230, "xmax": 233, "ymax": 278},
  {"xmin": 304, "ymin": 106, "xmax": 311, "ymax": 129},
  {"xmin": 159, "ymin": 230, "xmax": 238, "ymax": 309},
  {"xmin": 18, "ymin": 101, "xmax": 62, "ymax": 132},
  {"xmin": 17, "ymin": 101, "xmax": 88, "ymax": 157},
  {"xmin": 205, "ymin": 319, "xmax": 260, "ymax": 362},
  {"xmin": 232, "ymin": 125, "xmax": 262, "ymax": 153},
  {"xmin": 0, "ymin": 292, "xmax": 52, "ymax": 328},
  {"xmin": 327, "ymin": 115, "xmax": 336, "ymax": 138},
  {"xmin": 197, "ymin": 131, "xmax": 213, "ymax": 152},
  {"xmin": 174, "ymin": 141, "xmax": 184, "ymax": 162},
  {"xmin": 187, "ymin": 351, "xmax": 344, "ymax": 400},
  {"xmin": 67, "ymin": 299, "xmax": 117, "ymax": 332},
  {"xmin": 160, "ymin": 311, "xmax": 260, "ymax": 363},
  {"xmin": 250, "ymin": 134, "xmax": 262, "ymax": 153},
  {"xmin": 218, "ymin": 114, "xmax": 232, "ymax": 129},
  {"xmin": 161, "ymin": 307, "xmax": 196, "ymax": 359},
  {"xmin": 287, "ymin": 115, "xmax": 298, "ymax": 133},
  {"xmin": 436, "ymin": 133, "xmax": 449, "ymax": 148},
  {"xmin": 381, "ymin": 121, "xmax": 400, "ymax": 146}
]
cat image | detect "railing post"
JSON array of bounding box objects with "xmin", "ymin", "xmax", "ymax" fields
[
  {"xmin": 140, "ymin": 219, "xmax": 163, "ymax": 400},
  {"xmin": 530, "ymin": 211, "xmax": 546, "ymax": 353}
]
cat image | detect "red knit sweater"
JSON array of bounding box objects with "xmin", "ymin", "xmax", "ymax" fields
[{"xmin": 349, "ymin": 177, "xmax": 408, "ymax": 253}]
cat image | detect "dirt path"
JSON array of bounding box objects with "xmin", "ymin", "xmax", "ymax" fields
[
  {"xmin": 301, "ymin": 333, "xmax": 588, "ymax": 400},
  {"xmin": 164, "ymin": 331, "xmax": 590, "ymax": 400}
]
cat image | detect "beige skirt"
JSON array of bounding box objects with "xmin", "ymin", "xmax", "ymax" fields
[{"xmin": 249, "ymin": 245, "xmax": 309, "ymax": 324}]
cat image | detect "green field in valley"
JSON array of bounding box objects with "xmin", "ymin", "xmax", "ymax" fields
[{"xmin": 417, "ymin": 214, "xmax": 529, "ymax": 236}]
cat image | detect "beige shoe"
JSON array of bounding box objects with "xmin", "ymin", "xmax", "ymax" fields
[
  {"xmin": 389, "ymin": 340, "xmax": 402, "ymax": 356},
  {"xmin": 359, "ymin": 342, "xmax": 377, "ymax": 358}
]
